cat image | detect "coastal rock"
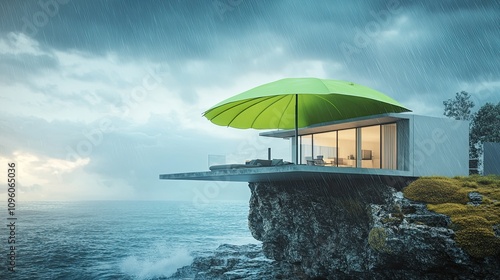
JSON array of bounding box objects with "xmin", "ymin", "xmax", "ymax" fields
[
  {"xmin": 168, "ymin": 243, "xmax": 300, "ymax": 279},
  {"xmin": 467, "ymin": 191, "xmax": 483, "ymax": 206},
  {"xmin": 248, "ymin": 178, "xmax": 500, "ymax": 279}
]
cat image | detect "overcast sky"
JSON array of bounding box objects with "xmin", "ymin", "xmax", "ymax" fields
[{"xmin": 0, "ymin": 0, "xmax": 499, "ymax": 202}]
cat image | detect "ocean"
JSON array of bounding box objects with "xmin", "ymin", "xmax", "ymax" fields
[{"xmin": 1, "ymin": 200, "xmax": 256, "ymax": 280}]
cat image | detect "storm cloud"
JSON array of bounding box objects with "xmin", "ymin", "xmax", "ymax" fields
[{"xmin": 0, "ymin": 0, "xmax": 498, "ymax": 201}]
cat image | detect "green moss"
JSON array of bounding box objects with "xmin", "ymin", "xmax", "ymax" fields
[
  {"xmin": 368, "ymin": 227, "xmax": 389, "ymax": 253},
  {"xmin": 403, "ymin": 177, "xmax": 468, "ymax": 204},
  {"xmin": 477, "ymin": 177, "xmax": 496, "ymax": 185},
  {"xmin": 448, "ymin": 174, "xmax": 499, "ymax": 190},
  {"xmin": 427, "ymin": 203, "xmax": 468, "ymax": 216},
  {"xmin": 452, "ymin": 216, "xmax": 490, "ymax": 230},
  {"xmin": 403, "ymin": 175, "xmax": 500, "ymax": 258},
  {"xmin": 461, "ymin": 181, "xmax": 479, "ymax": 189},
  {"xmin": 455, "ymin": 228, "xmax": 500, "ymax": 258}
]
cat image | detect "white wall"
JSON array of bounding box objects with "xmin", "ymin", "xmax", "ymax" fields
[{"xmin": 411, "ymin": 115, "xmax": 469, "ymax": 177}]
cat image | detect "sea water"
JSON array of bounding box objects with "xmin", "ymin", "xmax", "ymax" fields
[{"xmin": 0, "ymin": 200, "xmax": 256, "ymax": 280}]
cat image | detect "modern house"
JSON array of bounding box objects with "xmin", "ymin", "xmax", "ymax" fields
[{"xmin": 160, "ymin": 113, "xmax": 469, "ymax": 182}]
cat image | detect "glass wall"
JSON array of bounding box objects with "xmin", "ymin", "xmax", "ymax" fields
[
  {"xmin": 337, "ymin": 128, "xmax": 356, "ymax": 167},
  {"xmin": 361, "ymin": 125, "xmax": 381, "ymax": 168},
  {"xmin": 298, "ymin": 123, "xmax": 398, "ymax": 170}
]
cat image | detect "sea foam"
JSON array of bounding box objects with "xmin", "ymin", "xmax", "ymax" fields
[{"xmin": 119, "ymin": 248, "xmax": 192, "ymax": 279}]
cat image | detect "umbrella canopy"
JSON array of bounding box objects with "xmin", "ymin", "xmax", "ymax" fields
[{"xmin": 203, "ymin": 77, "xmax": 411, "ymax": 163}]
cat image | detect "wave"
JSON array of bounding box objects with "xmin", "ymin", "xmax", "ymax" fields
[{"xmin": 119, "ymin": 248, "xmax": 192, "ymax": 279}]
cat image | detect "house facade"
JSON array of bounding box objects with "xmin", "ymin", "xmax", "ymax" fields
[{"xmin": 261, "ymin": 113, "xmax": 469, "ymax": 177}]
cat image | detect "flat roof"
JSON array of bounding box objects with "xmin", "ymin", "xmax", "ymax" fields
[
  {"xmin": 260, "ymin": 113, "xmax": 409, "ymax": 138},
  {"xmin": 159, "ymin": 165, "xmax": 414, "ymax": 183}
]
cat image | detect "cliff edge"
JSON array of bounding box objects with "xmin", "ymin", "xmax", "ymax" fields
[{"xmin": 248, "ymin": 175, "xmax": 500, "ymax": 279}]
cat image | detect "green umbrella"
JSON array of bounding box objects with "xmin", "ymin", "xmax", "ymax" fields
[{"xmin": 203, "ymin": 77, "xmax": 411, "ymax": 163}]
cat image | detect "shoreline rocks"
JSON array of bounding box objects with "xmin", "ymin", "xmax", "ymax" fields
[{"xmin": 167, "ymin": 243, "xmax": 301, "ymax": 279}]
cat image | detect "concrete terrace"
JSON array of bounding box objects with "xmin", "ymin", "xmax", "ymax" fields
[{"xmin": 159, "ymin": 164, "xmax": 415, "ymax": 183}]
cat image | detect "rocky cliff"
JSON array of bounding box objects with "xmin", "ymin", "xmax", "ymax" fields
[{"xmin": 248, "ymin": 176, "xmax": 500, "ymax": 279}]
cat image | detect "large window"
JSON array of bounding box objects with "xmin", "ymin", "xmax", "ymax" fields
[
  {"xmin": 298, "ymin": 123, "xmax": 398, "ymax": 170},
  {"xmin": 361, "ymin": 125, "xmax": 381, "ymax": 168},
  {"xmin": 314, "ymin": 131, "xmax": 337, "ymax": 166},
  {"xmin": 338, "ymin": 129, "xmax": 356, "ymax": 167}
]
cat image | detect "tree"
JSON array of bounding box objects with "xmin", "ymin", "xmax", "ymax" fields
[
  {"xmin": 443, "ymin": 91, "xmax": 475, "ymax": 159},
  {"xmin": 469, "ymin": 102, "xmax": 500, "ymax": 159},
  {"xmin": 443, "ymin": 91, "xmax": 475, "ymax": 121}
]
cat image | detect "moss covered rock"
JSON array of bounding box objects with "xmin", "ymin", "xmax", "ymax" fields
[
  {"xmin": 403, "ymin": 175, "xmax": 500, "ymax": 259},
  {"xmin": 368, "ymin": 227, "xmax": 388, "ymax": 253}
]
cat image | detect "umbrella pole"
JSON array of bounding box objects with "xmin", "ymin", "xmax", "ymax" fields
[{"xmin": 295, "ymin": 94, "xmax": 299, "ymax": 164}]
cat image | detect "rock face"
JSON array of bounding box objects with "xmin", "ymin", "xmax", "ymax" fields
[{"xmin": 248, "ymin": 177, "xmax": 500, "ymax": 279}]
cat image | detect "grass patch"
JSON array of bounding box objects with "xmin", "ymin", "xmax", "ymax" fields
[{"xmin": 403, "ymin": 175, "xmax": 500, "ymax": 258}]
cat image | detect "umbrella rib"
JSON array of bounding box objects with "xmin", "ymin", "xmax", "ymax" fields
[
  {"xmin": 203, "ymin": 101, "xmax": 243, "ymax": 120},
  {"xmin": 225, "ymin": 96, "xmax": 278, "ymax": 127},
  {"xmin": 204, "ymin": 97, "xmax": 265, "ymax": 122},
  {"xmin": 278, "ymin": 95, "xmax": 295, "ymax": 129},
  {"xmin": 250, "ymin": 95, "xmax": 290, "ymax": 128},
  {"xmin": 311, "ymin": 94, "xmax": 343, "ymax": 117}
]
